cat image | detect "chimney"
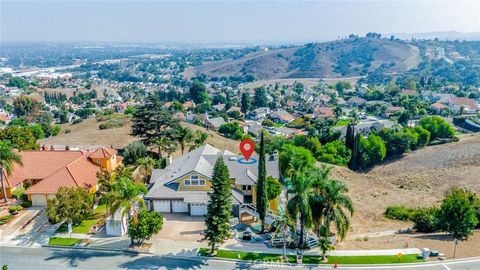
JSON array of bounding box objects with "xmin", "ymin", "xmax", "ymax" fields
[
  {"xmin": 166, "ymin": 156, "xmax": 173, "ymax": 166},
  {"xmin": 50, "ymin": 145, "xmax": 55, "ymax": 151}
]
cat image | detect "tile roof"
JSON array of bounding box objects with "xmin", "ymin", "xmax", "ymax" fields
[
  {"xmin": 4, "ymin": 150, "xmax": 85, "ymax": 188},
  {"xmin": 3, "ymin": 149, "xmax": 110, "ymax": 195},
  {"xmin": 89, "ymin": 148, "xmax": 117, "ymax": 159},
  {"xmin": 26, "ymin": 154, "xmax": 100, "ymax": 195},
  {"xmin": 449, "ymin": 97, "xmax": 478, "ymax": 111}
]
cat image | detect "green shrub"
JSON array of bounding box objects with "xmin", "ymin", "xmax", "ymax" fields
[
  {"xmin": 384, "ymin": 206, "xmax": 416, "ymax": 221},
  {"xmin": 99, "ymin": 119, "xmax": 124, "ymax": 130},
  {"xmin": 0, "ymin": 215, "xmax": 13, "ymax": 225},
  {"xmin": 8, "ymin": 205, "xmax": 23, "ymax": 214},
  {"xmin": 412, "ymin": 207, "xmax": 440, "ymax": 233},
  {"xmin": 20, "ymin": 201, "xmax": 32, "ymax": 208},
  {"xmin": 12, "ymin": 187, "xmax": 25, "ymax": 199}
]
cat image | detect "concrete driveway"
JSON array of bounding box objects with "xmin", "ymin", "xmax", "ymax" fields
[
  {"xmin": 0, "ymin": 207, "xmax": 58, "ymax": 247},
  {"xmin": 154, "ymin": 213, "xmax": 206, "ymax": 242}
]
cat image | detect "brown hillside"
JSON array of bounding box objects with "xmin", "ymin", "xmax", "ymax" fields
[
  {"xmin": 330, "ymin": 133, "xmax": 480, "ymax": 234},
  {"xmin": 193, "ymin": 38, "xmax": 420, "ymax": 80}
]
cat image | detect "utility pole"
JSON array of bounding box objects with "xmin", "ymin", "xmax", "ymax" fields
[{"xmin": 453, "ymin": 238, "xmax": 459, "ymax": 258}]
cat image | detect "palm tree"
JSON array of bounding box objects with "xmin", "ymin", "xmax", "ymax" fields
[
  {"xmin": 154, "ymin": 137, "xmax": 178, "ymax": 159},
  {"xmin": 286, "ymin": 172, "xmax": 313, "ymax": 248},
  {"xmin": 319, "ymin": 179, "xmax": 354, "ymax": 241},
  {"xmin": 104, "ymin": 176, "xmax": 148, "ymax": 230},
  {"xmin": 318, "ymin": 236, "xmax": 333, "ymax": 262},
  {"xmin": 135, "ymin": 157, "xmax": 157, "ymax": 183},
  {"xmin": 176, "ymin": 127, "xmax": 194, "ymax": 154},
  {"xmin": 188, "ymin": 130, "xmax": 211, "ymax": 151},
  {"xmin": 0, "ymin": 141, "xmax": 22, "ymax": 203},
  {"xmin": 275, "ymin": 211, "xmax": 293, "ymax": 261}
]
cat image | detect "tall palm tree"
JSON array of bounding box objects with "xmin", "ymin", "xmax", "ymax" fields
[
  {"xmin": 135, "ymin": 157, "xmax": 157, "ymax": 183},
  {"xmin": 176, "ymin": 127, "xmax": 194, "ymax": 154},
  {"xmin": 188, "ymin": 130, "xmax": 211, "ymax": 151},
  {"xmin": 104, "ymin": 176, "xmax": 148, "ymax": 226},
  {"xmin": 0, "ymin": 141, "xmax": 23, "ymax": 203},
  {"xmin": 275, "ymin": 211, "xmax": 294, "ymax": 261},
  {"xmin": 319, "ymin": 179, "xmax": 354, "ymax": 241},
  {"xmin": 286, "ymin": 172, "xmax": 313, "ymax": 248}
]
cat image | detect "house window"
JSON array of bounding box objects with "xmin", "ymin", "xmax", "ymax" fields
[{"xmin": 184, "ymin": 174, "xmax": 205, "ymax": 186}]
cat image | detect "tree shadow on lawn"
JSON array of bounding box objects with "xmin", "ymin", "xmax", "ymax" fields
[{"xmin": 44, "ymin": 248, "xmax": 138, "ymax": 267}]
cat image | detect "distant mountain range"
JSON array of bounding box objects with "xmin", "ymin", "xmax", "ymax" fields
[
  {"xmin": 389, "ymin": 31, "xmax": 480, "ymax": 41},
  {"xmin": 192, "ymin": 37, "xmax": 421, "ymax": 80}
]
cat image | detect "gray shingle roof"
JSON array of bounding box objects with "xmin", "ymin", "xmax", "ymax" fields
[{"xmin": 146, "ymin": 144, "xmax": 279, "ymax": 203}]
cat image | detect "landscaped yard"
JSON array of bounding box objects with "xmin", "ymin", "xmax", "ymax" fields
[
  {"xmin": 56, "ymin": 205, "xmax": 107, "ymax": 234},
  {"xmin": 198, "ymin": 248, "xmax": 424, "ymax": 264},
  {"xmin": 48, "ymin": 237, "xmax": 83, "ymax": 246},
  {"xmin": 335, "ymin": 119, "xmax": 351, "ymax": 127}
]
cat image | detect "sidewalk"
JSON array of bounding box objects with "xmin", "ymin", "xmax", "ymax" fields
[{"xmin": 221, "ymin": 238, "xmax": 421, "ymax": 256}]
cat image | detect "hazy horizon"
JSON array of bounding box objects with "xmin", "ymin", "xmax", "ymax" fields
[{"xmin": 1, "ymin": 1, "xmax": 479, "ymax": 44}]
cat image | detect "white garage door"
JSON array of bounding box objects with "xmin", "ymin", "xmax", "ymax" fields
[
  {"xmin": 172, "ymin": 201, "xmax": 188, "ymax": 213},
  {"xmin": 31, "ymin": 195, "xmax": 47, "ymax": 206},
  {"xmin": 153, "ymin": 200, "xmax": 171, "ymax": 213},
  {"xmin": 190, "ymin": 203, "xmax": 208, "ymax": 216}
]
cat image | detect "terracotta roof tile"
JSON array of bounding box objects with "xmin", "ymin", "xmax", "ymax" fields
[
  {"xmin": 25, "ymin": 153, "xmax": 100, "ymax": 195},
  {"xmin": 3, "ymin": 151, "xmax": 84, "ymax": 188},
  {"xmin": 89, "ymin": 148, "xmax": 117, "ymax": 159}
]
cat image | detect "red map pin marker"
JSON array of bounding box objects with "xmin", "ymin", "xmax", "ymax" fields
[{"xmin": 239, "ymin": 139, "xmax": 255, "ymax": 161}]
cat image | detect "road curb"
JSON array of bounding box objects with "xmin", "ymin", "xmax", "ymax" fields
[{"xmin": 40, "ymin": 244, "xmax": 480, "ymax": 268}]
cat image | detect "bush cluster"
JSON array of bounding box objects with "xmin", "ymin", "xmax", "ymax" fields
[{"xmin": 8, "ymin": 205, "xmax": 23, "ymax": 215}]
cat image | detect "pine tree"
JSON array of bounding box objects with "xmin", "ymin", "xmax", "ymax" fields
[
  {"xmin": 204, "ymin": 157, "xmax": 233, "ymax": 255},
  {"xmin": 131, "ymin": 94, "xmax": 181, "ymax": 146},
  {"xmin": 256, "ymin": 130, "xmax": 268, "ymax": 232},
  {"xmin": 345, "ymin": 123, "xmax": 355, "ymax": 150},
  {"xmin": 349, "ymin": 133, "xmax": 361, "ymax": 171}
]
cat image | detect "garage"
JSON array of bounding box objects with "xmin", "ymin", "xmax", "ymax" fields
[
  {"xmin": 31, "ymin": 194, "xmax": 47, "ymax": 206},
  {"xmin": 153, "ymin": 200, "xmax": 171, "ymax": 213},
  {"xmin": 172, "ymin": 201, "xmax": 188, "ymax": 213},
  {"xmin": 190, "ymin": 203, "xmax": 208, "ymax": 216}
]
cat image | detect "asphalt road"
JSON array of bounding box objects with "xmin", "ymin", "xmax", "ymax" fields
[{"xmin": 0, "ymin": 246, "xmax": 479, "ymax": 270}]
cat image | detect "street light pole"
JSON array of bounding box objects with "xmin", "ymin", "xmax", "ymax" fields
[{"xmin": 453, "ymin": 238, "xmax": 458, "ymax": 258}]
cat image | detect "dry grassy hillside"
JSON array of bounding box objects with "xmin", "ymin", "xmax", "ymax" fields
[
  {"xmin": 193, "ymin": 37, "xmax": 421, "ymax": 80},
  {"xmin": 330, "ymin": 133, "xmax": 480, "ymax": 235},
  {"xmin": 39, "ymin": 118, "xmax": 240, "ymax": 155}
]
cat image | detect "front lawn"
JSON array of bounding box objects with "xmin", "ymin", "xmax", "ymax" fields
[
  {"xmin": 335, "ymin": 119, "xmax": 351, "ymax": 127},
  {"xmin": 56, "ymin": 205, "xmax": 107, "ymax": 234},
  {"xmin": 198, "ymin": 248, "xmax": 424, "ymax": 264},
  {"xmin": 48, "ymin": 237, "xmax": 83, "ymax": 246}
]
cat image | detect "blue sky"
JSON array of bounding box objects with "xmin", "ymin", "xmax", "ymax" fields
[{"xmin": 1, "ymin": 0, "xmax": 479, "ymax": 43}]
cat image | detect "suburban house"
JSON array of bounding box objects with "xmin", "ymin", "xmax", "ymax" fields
[
  {"xmin": 270, "ymin": 109, "xmax": 294, "ymax": 124},
  {"xmin": 1, "ymin": 147, "xmax": 121, "ymax": 206},
  {"xmin": 248, "ymin": 107, "xmax": 271, "ymax": 121},
  {"xmin": 203, "ymin": 116, "xmax": 226, "ymax": 130},
  {"xmin": 145, "ymin": 144, "xmax": 280, "ymax": 218},
  {"xmin": 446, "ymin": 97, "xmax": 479, "ymax": 114}
]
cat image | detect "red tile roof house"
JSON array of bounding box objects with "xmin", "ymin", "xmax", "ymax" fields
[
  {"xmin": 431, "ymin": 102, "xmax": 448, "ymax": 114},
  {"xmin": 270, "ymin": 109, "xmax": 295, "ymax": 124},
  {"xmin": 447, "ymin": 97, "xmax": 479, "ymax": 114},
  {"xmin": 314, "ymin": 106, "xmax": 334, "ymax": 119},
  {"xmin": 1, "ymin": 148, "xmax": 121, "ymax": 206}
]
